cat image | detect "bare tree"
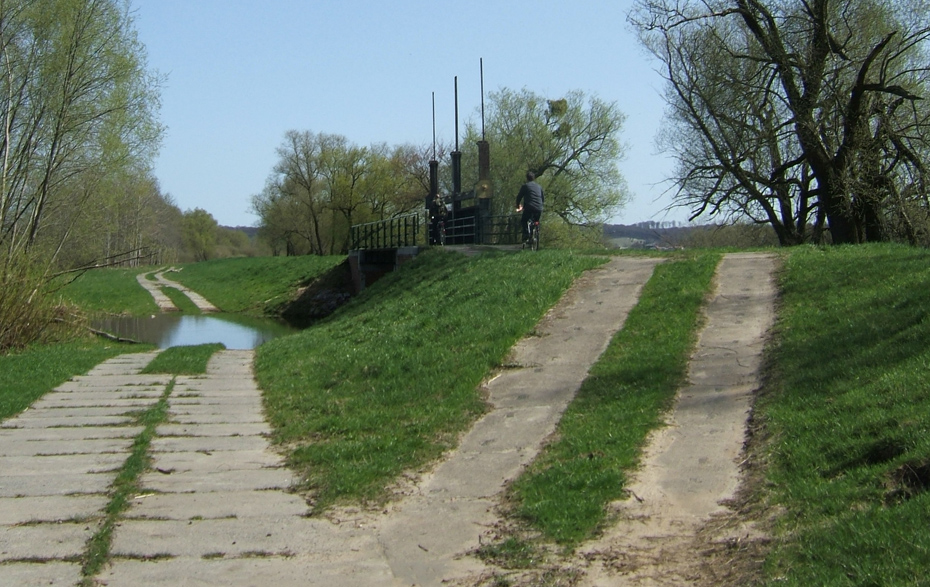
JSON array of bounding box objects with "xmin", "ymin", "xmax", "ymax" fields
[{"xmin": 633, "ymin": 0, "xmax": 930, "ymax": 244}]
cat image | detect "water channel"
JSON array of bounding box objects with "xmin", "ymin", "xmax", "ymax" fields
[{"xmin": 92, "ymin": 313, "xmax": 300, "ymax": 350}]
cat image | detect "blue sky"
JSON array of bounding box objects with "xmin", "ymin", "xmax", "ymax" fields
[{"xmin": 131, "ymin": 0, "xmax": 685, "ymax": 228}]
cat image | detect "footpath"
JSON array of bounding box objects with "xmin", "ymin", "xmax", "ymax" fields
[
  {"xmin": 0, "ymin": 253, "xmax": 776, "ymax": 586},
  {"xmin": 135, "ymin": 269, "xmax": 219, "ymax": 313}
]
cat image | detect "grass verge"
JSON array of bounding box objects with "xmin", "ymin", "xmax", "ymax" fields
[
  {"xmin": 757, "ymin": 244, "xmax": 930, "ymax": 585},
  {"xmin": 0, "ymin": 340, "xmax": 153, "ymax": 421},
  {"xmin": 168, "ymin": 255, "xmax": 346, "ymax": 315},
  {"xmin": 255, "ymin": 248, "xmax": 607, "ymax": 510},
  {"xmin": 141, "ymin": 343, "xmax": 225, "ymax": 375},
  {"xmin": 504, "ymin": 252, "xmax": 721, "ymax": 547}
]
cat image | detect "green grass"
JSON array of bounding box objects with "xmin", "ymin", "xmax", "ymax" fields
[
  {"xmin": 758, "ymin": 244, "xmax": 930, "ymax": 585},
  {"xmin": 167, "ymin": 255, "xmax": 346, "ymax": 315},
  {"xmin": 0, "ymin": 340, "xmax": 154, "ymax": 421},
  {"xmin": 141, "ymin": 343, "xmax": 225, "ymax": 374},
  {"xmin": 55, "ymin": 268, "xmax": 157, "ymax": 316},
  {"xmin": 507, "ymin": 252, "xmax": 722, "ymax": 546},
  {"xmin": 255, "ymin": 248, "xmax": 607, "ymax": 510}
]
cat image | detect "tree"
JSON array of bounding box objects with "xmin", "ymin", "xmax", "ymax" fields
[
  {"xmin": 253, "ymin": 131, "xmax": 433, "ymax": 255},
  {"xmin": 461, "ymin": 88, "xmax": 629, "ymax": 244},
  {"xmin": 0, "ymin": 0, "xmax": 162, "ymax": 351},
  {"xmin": 0, "ymin": 0, "xmax": 162, "ymax": 258},
  {"xmin": 633, "ymin": 0, "xmax": 930, "ymax": 245},
  {"xmin": 181, "ymin": 208, "xmax": 218, "ymax": 262}
]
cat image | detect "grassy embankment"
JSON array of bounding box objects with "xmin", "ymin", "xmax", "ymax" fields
[
  {"xmin": 756, "ymin": 244, "xmax": 930, "ymax": 585},
  {"xmin": 166, "ymin": 255, "xmax": 346, "ymax": 315},
  {"xmin": 254, "ymin": 248, "xmax": 607, "ymax": 509}
]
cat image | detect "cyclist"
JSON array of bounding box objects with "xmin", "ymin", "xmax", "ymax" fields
[{"xmin": 515, "ymin": 171, "xmax": 544, "ymax": 244}]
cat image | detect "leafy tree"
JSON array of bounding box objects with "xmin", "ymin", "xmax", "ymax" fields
[
  {"xmin": 253, "ymin": 131, "xmax": 431, "ymax": 255},
  {"xmin": 632, "ymin": 0, "xmax": 930, "ymax": 245},
  {"xmin": 181, "ymin": 208, "xmax": 218, "ymax": 262},
  {"xmin": 462, "ymin": 88, "xmax": 629, "ymax": 244},
  {"xmin": 0, "ymin": 0, "xmax": 162, "ymax": 351}
]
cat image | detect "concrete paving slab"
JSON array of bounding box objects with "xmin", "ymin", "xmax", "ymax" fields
[
  {"xmin": 125, "ymin": 490, "xmax": 308, "ymax": 521},
  {"xmin": 0, "ymin": 495, "xmax": 108, "ymax": 524},
  {"xmin": 145, "ymin": 449, "xmax": 284, "ymax": 472},
  {"xmin": 0, "ymin": 523, "xmax": 94, "ymax": 561},
  {"xmin": 0, "ymin": 453, "xmax": 124, "ymax": 475},
  {"xmin": 421, "ymin": 450, "xmax": 529, "ymax": 499},
  {"xmin": 167, "ymin": 413, "xmax": 266, "ymax": 425},
  {"xmin": 0, "ymin": 437, "xmax": 133, "ymax": 457},
  {"xmin": 378, "ymin": 497, "xmax": 495, "ymax": 586},
  {"xmin": 37, "ymin": 387, "xmax": 164, "ymax": 400},
  {"xmin": 140, "ymin": 468, "xmax": 295, "ymax": 493},
  {"xmin": 8, "ymin": 406, "xmax": 144, "ymax": 419},
  {"xmin": 28, "ymin": 397, "xmax": 155, "ymax": 410},
  {"xmin": 0, "ymin": 472, "xmax": 112, "ymax": 497},
  {"xmin": 56, "ymin": 375, "xmax": 171, "ymax": 388},
  {"xmin": 110, "ymin": 517, "xmax": 369, "ymax": 559},
  {"xmin": 156, "ymin": 422, "xmax": 271, "ymax": 437},
  {"xmin": 169, "ymin": 396, "xmax": 264, "ymax": 406},
  {"xmin": 1, "ymin": 415, "xmax": 133, "ymax": 428},
  {"xmin": 85, "ymin": 351, "xmax": 160, "ymax": 375},
  {"xmin": 457, "ymin": 405, "xmax": 564, "ymax": 453},
  {"xmin": 0, "ymin": 561, "xmax": 81, "ymax": 586},
  {"xmin": 150, "ymin": 435, "xmax": 271, "ymax": 453},
  {"xmin": 0, "ymin": 426, "xmax": 141, "ymax": 442},
  {"xmin": 482, "ymin": 369, "xmax": 581, "ymax": 409},
  {"xmin": 99, "ymin": 556, "xmax": 397, "ymax": 587}
]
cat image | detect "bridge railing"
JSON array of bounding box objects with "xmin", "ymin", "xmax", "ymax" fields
[{"xmin": 350, "ymin": 213, "xmax": 421, "ymax": 250}]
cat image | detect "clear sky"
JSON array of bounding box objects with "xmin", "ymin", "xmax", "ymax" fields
[{"xmin": 131, "ymin": 0, "xmax": 686, "ymax": 228}]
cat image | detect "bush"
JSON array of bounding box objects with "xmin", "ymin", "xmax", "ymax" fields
[{"xmin": 0, "ymin": 253, "xmax": 79, "ymax": 352}]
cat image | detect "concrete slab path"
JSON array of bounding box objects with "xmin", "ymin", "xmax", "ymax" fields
[{"xmin": 135, "ymin": 268, "xmax": 220, "ymax": 313}]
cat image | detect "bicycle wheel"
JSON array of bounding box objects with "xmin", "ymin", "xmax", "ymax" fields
[{"xmin": 530, "ymin": 223, "xmax": 540, "ymax": 251}]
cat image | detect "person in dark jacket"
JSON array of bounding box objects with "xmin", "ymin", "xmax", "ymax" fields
[{"xmin": 515, "ymin": 171, "xmax": 544, "ymax": 243}]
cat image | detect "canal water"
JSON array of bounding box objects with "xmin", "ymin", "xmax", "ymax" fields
[{"xmin": 92, "ymin": 314, "xmax": 300, "ymax": 350}]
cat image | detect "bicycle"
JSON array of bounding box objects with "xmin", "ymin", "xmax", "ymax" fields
[{"xmin": 523, "ymin": 219, "xmax": 540, "ymax": 251}]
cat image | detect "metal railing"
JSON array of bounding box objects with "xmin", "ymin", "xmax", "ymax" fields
[
  {"xmin": 480, "ymin": 214, "xmax": 523, "ymax": 245},
  {"xmin": 350, "ymin": 213, "xmax": 421, "ymax": 250}
]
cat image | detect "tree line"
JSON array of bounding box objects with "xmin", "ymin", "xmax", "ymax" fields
[
  {"xmin": 0, "ymin": 0, "xmax": 260, "ymax": 351},
  {"xmin": 251, "ymin": 88, "xmax": 631, "ymax": 254}
]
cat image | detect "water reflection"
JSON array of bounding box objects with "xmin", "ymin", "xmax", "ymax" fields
[{"xmin": 92, "ymin": 314, "xmax": 299, "ymax": 350}]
